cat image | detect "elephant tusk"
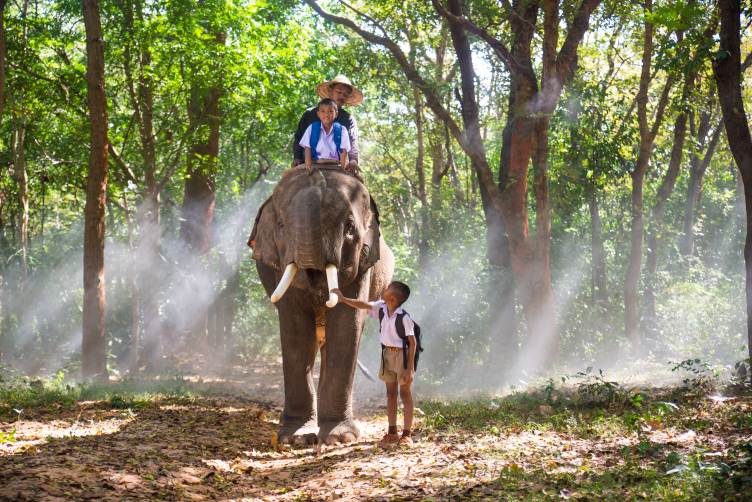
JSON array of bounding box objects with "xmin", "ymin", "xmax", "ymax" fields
[
  {"xmin": 325, "ymin": 264, "xmax": 339, "ymax": 308},
  {"xmin": 271, "ymin": 263, "xmax": 298, "ymax": 303}
]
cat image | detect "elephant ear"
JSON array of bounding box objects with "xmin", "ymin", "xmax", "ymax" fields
[
  {"xmin": 249, "ymin": 197, "xmax": 280, "ymax": 270},
  {"xmin": 359, "ymin": 196, "xmax": 381, "ymax": 272}
]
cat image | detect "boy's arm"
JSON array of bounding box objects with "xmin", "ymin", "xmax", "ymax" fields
[
  {"xmin": 331, "ymin": 288, "xmax": 371, "ymax": 310},
  {"xmin": 340, "ymin": 150, "xmax": 348, "ymax": 171},
  {"xmin": 405, "ymin": 335, "xmax": 416, "ymax": 382},
  {"xmin": 304, "ymin": 148, "xmax": 313, "ymax": 171}
]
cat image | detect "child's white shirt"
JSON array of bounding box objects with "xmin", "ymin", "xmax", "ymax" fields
[
  {"xmin": 299, "ymin": 122, "xmax": 351, "ymax": 161},
  {"xmin": 368, "ymin": 301, "xmax": 415, "ymax": 348}
]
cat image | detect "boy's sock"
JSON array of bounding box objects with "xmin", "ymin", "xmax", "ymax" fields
[
  {"xmin": 388, "ymin": 425, "xmax": 398, "ymax": 435},
  {"xmin": 401, "ymin": 429, "xmax": 411, "ymax": 437}
]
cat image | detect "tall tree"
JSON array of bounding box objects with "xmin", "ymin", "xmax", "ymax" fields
[
  {"xmin": 0, "ymin": 0, "xmax": 6, "ymax": 127},
  {"xmin": 12, "ymin": 0, "xmax": 29, "ymax": 277},
  {"xmin": 81, "ymin": 0, "xmax": 109, "ymax": 380},
  {"xmin": 623, "ymin": 0, "xmax": 674, "ymax": 345},
  {"xmin": 712, "ymin": 0, "xmax": 752, "ymax": 367},
  {"xmin": 116, "ymin": 0, "xmax": 164, "ymax": 369},
  {"xmin": 179, "ymin": 25, "xmax": 224, "ymax": 349},
  {"xmin": 643, "ymin": 69, "xmax": 693, "ymax": 329}
]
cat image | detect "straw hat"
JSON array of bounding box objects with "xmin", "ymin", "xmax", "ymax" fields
[{"xmin": 316, "ymin": 75, "xmax": 364, "ymax": 106}]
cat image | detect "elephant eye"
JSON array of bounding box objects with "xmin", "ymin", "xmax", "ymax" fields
[{"xmin": 344, "ymin": 219, "xmax": 356, "ymax": 240}]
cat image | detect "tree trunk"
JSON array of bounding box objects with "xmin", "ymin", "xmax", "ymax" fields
[
  {"xmin": 0, "ymin": 0, "xmax": 6, "ymax": 128},
  {"xmin": 181, "ymin": 86, "xmax": 220, "ymax": 255},
  {"xmin": 624, "ymin": 0, "xmax": 673, "ymax": 346},
  {"xmin": 82, "ymin": 0, "xmax": 109, "ymax": 381},
  {"xmin": 121, "ymin": 194, "xmax": 140, "ymax": 372},
  {"xmin": 180, "ymin": 80, "xmax": 221, "ymax": 350},
  {"xmin": 207, "ymin": 259, "xmax": 240, "ymax": 365},
  {"xmin": 446, "ymin": 0, "xmax": 517, "ymax": 373},
  {"xmin": 681, "ymin": 116, "xmax": 722, "ymax": 258},
  {"xmin": 11, "ymin": 121, "xmax": 28, "ymax": 277},
  {"xmin": 136, "ymin": 1, "xmax": 163, "ymax": 369},
  {"xmin": 644, "ymin": 91, "xmax": 689, "ymax": 329},
  {"xmin": 713, "ymin": 0, "xmax": 752, "ymax": 368},
  {"xmin": 589, "ymin": 187, "xmax": 607, "ymax": 306},
  {"xmin": 413, "ymin": 88, "xmax": 430, "ymax": 270}
]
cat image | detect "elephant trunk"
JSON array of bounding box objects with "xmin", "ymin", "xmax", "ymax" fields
[{"xmin": 293, "ymin": 188, "xmax": 324, "ymax": 270}]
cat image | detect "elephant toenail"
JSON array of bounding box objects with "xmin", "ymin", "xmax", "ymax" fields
[{"xmin": 341, "ymin": 432, "xmax": 356, "ymax": 443}]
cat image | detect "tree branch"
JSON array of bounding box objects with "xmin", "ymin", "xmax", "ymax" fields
[
  {"xmin": 108, "ymin": 143, "xmax": 138, "ymax": 184},
  {"xmin": 649, "ymin": 75, "xmax": 675, "ymax": 141},
  {"xmin": 430, "ymin": 0, "xmax": 517, "ymax": 73},
  {"xmin": 305, "ymin": 0, "xmax": 464, "ymax": 146},
  {"xmin": 556, "ymin": 0, "xmax": 601, "ymax": 85}
]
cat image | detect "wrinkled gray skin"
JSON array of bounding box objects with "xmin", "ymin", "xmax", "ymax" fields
[{"xmin": 251, "ymin": 168, "xmax": 393, "ymax": 445}]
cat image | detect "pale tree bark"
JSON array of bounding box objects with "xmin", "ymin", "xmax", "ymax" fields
[
  {"xmin": 713, "ymin": 0, "xmax": 752, "ymax": 368},
  {"xmin": 624, "ymin": 0, "xmax": 674, "ymax": 346},
  {"xmin": 82, "ymin": 0, "xmax": 109, "ymax": 381}
]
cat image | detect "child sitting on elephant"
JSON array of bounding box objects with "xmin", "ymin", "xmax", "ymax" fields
[
  {"xmin": 333, "ymin": 281, "xmax": 418, "ymax": 448},
  {"xmin": 299, "ymin": 98, "xmax": 351, "ymax": 172}
]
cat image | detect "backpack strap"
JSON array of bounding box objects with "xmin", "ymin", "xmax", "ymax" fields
[
  {"xmin": 395, "ymin": 312, "xmax": 409, "ymax": 370},
  {"xmin": 309, "ymin": 120, "xmax": 321, "ymax": 161},
  {"xmin": 332, "ymin": 122, "xmax": 342, "ymax": 155}
]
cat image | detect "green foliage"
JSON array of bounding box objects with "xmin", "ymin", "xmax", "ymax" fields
[
  {"xmin": 713, "ymin": 441, "xmax": 752, "ymax": 500},
  {"xmin": 0, "ymin": 372, "xmax": 195, "ymax": 418},
  {"xmin": 670, "ymin": 358, "xmax": 721, "ymax": 392}
]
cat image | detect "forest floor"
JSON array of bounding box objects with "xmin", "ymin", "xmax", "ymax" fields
[{"xmin": 0, "ymin": 360, "xmax": 750, "ymax": 501}]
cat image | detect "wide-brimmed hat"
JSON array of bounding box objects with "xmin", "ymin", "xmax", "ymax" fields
[{"xmin": 316, "ymin": 75, "xmax": 364, "ymax": 106}]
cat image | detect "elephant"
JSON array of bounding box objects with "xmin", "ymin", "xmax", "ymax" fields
[{"xmin": 249, "ymin": 166, "xmax": 394, "ymax": 445}]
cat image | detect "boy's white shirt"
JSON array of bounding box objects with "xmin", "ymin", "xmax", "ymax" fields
[
  {"xmin": 299, "ymin": 122, "xmax": 351, "ymax": 160},
  {"xmin": 368, "ymin": 300, "xmax": 415, "ymax": 348}
]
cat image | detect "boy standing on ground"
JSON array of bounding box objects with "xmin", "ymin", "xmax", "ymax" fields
[
  {"xmin": 333, "ymin": 281, "xmax": 417, "ymax": 447},
  {"xmin": 299, "ymin": 98, "xmax": 351, "ymax": 172}
]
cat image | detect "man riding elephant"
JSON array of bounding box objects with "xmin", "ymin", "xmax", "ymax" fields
[{"xmin": 293, "ymin": 75, "xmax": 362, "ymax": 173}]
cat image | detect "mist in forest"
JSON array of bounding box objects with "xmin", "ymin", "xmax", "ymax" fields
[
  {"xmin": 0, "ymin": 181, "xmax": 273, "ymax": 378},
  {"xmin": 0, "ymin": 165, "xmax": 746, "ymax": 398},
  {"xmin": 355, "ymin": 208, "xmax": 748, "ymax": 398}
]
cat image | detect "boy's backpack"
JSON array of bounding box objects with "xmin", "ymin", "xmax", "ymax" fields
[
  {"xmin": 309, "ymin": 120, "xmax": 343, "ymax": 161},
  {"xmin": 378, "ymin": 307, "xmax": 423, "ymax": 371}
]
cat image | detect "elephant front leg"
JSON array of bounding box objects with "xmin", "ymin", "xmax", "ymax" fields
[
  {"xmin": 277, "ymin": 299, "xmax": 319, "ymax": 445},
  {"xmin": 317, "ymin": 280, "xmax": 369, "ymax": 445}
]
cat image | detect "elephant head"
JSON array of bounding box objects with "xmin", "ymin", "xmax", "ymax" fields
[{"xmin": 250, "ymin": 167, "xmax": 381, "ymax": 307}]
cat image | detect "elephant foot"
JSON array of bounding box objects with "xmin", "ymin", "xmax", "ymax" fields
[
  {"xmin": 279, "ymin": 418, "xmax": 319, "ymax": 446},
  {"xmin": 318, "ymin": 419, "xmax": 361, "ymax": 445}
]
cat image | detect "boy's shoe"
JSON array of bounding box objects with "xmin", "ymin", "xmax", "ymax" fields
[
  {"xmin": 398, "ymin": 435, "xmax": 413, "ymax": 447},
  {"xmin": 378, "ymin": 433, "xmax": 400, "ymax": 448}
]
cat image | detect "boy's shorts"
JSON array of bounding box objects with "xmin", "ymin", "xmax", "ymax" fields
[{"xmin": 379, "ymin": 347, "xmax": 413, "ymax": 385}]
